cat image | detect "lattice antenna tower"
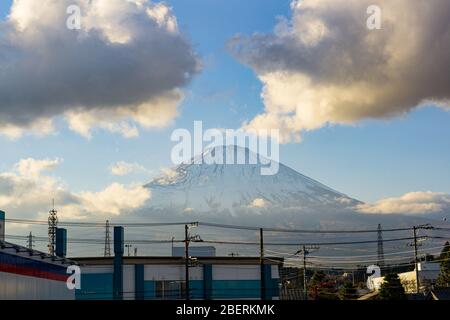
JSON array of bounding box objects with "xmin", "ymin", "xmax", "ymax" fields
[
  {"xmin": 104, "ymin": 220, "xmax": 111, "ymax": 257},
  {"xmin": 48, "ymin": 199, "xmax": 58, "ymax": 256}
]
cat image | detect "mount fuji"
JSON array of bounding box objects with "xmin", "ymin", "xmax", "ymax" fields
[
  {"xmin": 144, "ymin": 145, "xmax": 361, "ymax": 214},
  {"xmin": 138, "ymin": 145, "xmax": 449, "ymax": 255}
]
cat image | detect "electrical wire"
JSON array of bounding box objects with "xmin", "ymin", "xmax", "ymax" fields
[{"xmin": 7, "ymin": 218, "xmax": 449, "ymax": 233}]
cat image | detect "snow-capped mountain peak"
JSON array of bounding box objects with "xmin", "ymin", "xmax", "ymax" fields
[{"xmin": 144, "ymin": 145, "xmax": 359, "ymax": 213}]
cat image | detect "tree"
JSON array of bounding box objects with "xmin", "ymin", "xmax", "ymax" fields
[
  {"xmin": 436, "ymin": 241, "xmax": 450, "ymax": 287},
  {"xmin": 339, "ymin": 281, "xmax": 357, "ymax": 300},
  {"xmin": 378, "ymin": 273, "xmax": 406, "ymax": 300},
  {"xmin": 308, "ymin": 271, "xmax": 338, "ymax": 300}
]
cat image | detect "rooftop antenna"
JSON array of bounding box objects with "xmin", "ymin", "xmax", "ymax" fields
[
  {"xmin": 48, "ymin": 199, "xmax": 58, "ymax": 256},
  {"xmin": 125, "ymin": 244, "xmax": 132, "ymax": 257},
  {"xmin": 104, "ymin": 220, "xmax": 111, "ymax": 257},
  {"xmin": 377, "ymin": 224, "xmax": 385, "ymax": 268}
]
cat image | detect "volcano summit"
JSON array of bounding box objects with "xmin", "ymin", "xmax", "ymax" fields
[{"xmin": 145, "ymin": 145, "xmax": 360, "ymax": 214}]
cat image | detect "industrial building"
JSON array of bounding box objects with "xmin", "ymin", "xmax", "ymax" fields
[
  {"xmin": 74, "ymin": 256, "xmax": 281, "ymax": 300},
  {"xmin": 0, "ymin": 210, "xmax": 75, "ymax": 300},
  {"xmin": 74, "ymin": 227, "xmax": 282, "ymax": 300},
  {"xmin": 1, "ymin": 211, "xmax": 282, "ymax": 300}
]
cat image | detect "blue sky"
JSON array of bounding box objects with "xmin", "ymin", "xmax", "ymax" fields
[{"xmin": 0, "ymin": 0, "xmax": 449, "ymax": 204}]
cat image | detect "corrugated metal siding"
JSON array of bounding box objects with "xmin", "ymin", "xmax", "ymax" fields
[
  {"xmin": 0, "ymin": 272, "xmax": 74, "ymax": 300},
  {"xmin": 0, "ymin": 248, "xmax": 75, "ymax": 300}
]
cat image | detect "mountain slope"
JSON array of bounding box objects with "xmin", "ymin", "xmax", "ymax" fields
[{"xmin": 144, "ymin": 145, "xmax": 360, "ymax": 213}]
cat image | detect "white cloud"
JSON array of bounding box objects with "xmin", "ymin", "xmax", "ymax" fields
[
  {"xmin": 230, "ymin": 0, "xmax": 450, "ymax": 143},
  {"xmin": 72, "ymin": 183, "xmax": 150, "ymax": 216},
  {"xmin": 110, "ymin": 161, "xmax": 152, "ymax": 176},
  {"xmin": 14, "ymin": 158, "xmax": 62, "ymax": 179},
  {"xmin": 356, "ymin": 191, "xmax": 450, "ymax": 215},
  {"xmin": 0, "ymin": 0, "xmax": 199, "ymax": 138},
  {"xmin": 249, "ymin": 198, "xmax": 270, "ymax": 208},
  {"xmin": 0, "ymin": 158, "xmax": 151, "ymax": 220}
]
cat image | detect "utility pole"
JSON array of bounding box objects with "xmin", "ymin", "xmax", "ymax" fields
[
  {"xmin": 184, "ymin": 223, "xmax": 200, "ymax": 301},
  {"xmin": 27, "ymin": 232, "xmax": 34, "ymax": 250},
  {"xmin": 408, "ymin": 224, "xmax": 432, "ymax": 294},
  {"xmin": 413, "ymin": 226, "xmax": 420, "ymax": 293},
  {"xmin": 302, "ymin": 245, "xmax": 308, "ymax": 300},
  {"xmin": 377, "ymin": 224, "xmax": 385, "ymax": 268},
  {"xmin": 260, "ymin": 228, "xmax": 266, "ymax": 300},
  {"xmin": 185, "ymin": 224, "xmax": 190, "ymax": 300},
  {"xmin": 104, "ymin": 220, "xmax": 111, "ymax": 257},
  {"xmin": 295, "ymin": 245, "xmax": 319, "ymax": 300}
]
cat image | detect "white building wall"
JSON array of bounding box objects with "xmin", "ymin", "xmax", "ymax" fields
[
  {"xmin": 213, "ymin": 265, "xmax": 260, "ymax": 280},
  {"xmin": 144, "ymin": 265, "xmax": 203, "ymax": 281},
  {"xmin": 0, "ymin": 272, "xmax": 74, "ymax": 300}
]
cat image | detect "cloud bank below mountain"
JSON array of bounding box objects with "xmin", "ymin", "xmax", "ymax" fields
[{"xmin": 357, "ymin": 191, "xmax": 450, "ymax": 215}]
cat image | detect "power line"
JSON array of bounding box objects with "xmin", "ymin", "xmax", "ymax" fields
[
  {"xmin": 196, "ymin": 236, "xmax": 431, "ymax": 246},
  {"xmin": 5, "ymin": 218, "xmax": 194, "ymax": 228},
  {"xmin": 198, "ymin": 222, "xmax": 416, "ymax": 233},
  {"xmin": 7, "ymin": 218, "xmax": 449, "ymax": 234},
  {"xmin": 6, "ymin": 234, "xmax": 183, "ymax": 244},
  {"xmin": 6, "ymin": 232, "xmax": 447, "ymax": 247}
]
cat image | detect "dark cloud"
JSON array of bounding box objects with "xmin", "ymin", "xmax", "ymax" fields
[{"xmin": 0, "ymin": 0, "xmax": 200, "ymax": 137}]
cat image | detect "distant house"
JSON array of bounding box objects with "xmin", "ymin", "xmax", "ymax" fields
[{"xmin": 369, "ymin": 262, "xmax": 441, "ymax": 293}]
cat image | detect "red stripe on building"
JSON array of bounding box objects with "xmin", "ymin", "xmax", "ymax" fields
[{"xmin": 0, "ymin": 263, "xmax": 69, "ymax": 282}]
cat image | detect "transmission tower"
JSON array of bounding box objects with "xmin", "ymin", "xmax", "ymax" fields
[
  {"xmin": 27, "ymin": 232, "xmax": 34, "ymax": 250},
  {"xmin": 377, "ymin": 224, "xmax": 385, "ymax": 267},
  {"xmin": 48, "ymin": 199, "xmax": 58, "ymax": 256},
  {"xmin": 104, "ymin": 220, "xmax": 111, "ymax": 257}
]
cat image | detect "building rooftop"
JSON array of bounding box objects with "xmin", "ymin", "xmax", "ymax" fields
[
  {"xmin": 1, "ymin": 241, "xmax": 76, "ymax": 266},
  {"xmin": 71, "ymin": 256, "xmax": 284, "ymax": 266}
]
